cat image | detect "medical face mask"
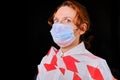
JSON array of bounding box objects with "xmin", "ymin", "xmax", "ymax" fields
[{"xmin": 50, "ymin": 23, "xmax": 75, "ymax": 47}]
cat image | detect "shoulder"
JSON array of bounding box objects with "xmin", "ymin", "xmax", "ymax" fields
[
  {"xmin": 38, "ymin": 46, "xmax": 58, "ymax": 64},
  {"xmin": 83, "ymin": 51, "xmax": 107, "ymax": 66},
  {"xmin": 46, "ymin": 46, "xmax": 58, "ymax": 56},
  {"xmin": 74, "ymin": 49, "xmax": 107, "ymax": 67}
]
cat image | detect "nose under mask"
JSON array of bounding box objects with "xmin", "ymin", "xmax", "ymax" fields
[{"xmin": 50, "ymin": 23, "xmax": 75, "ymax": 47}]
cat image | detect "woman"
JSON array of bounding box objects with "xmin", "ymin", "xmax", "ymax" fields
[{"xmin": 36, "ymin": 0, "xmax": 116, "ymax": 80}]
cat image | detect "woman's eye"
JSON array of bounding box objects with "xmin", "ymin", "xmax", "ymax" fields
[
  {"xmin": 53, "ymin": 19, "xmax": 59, "ymax": 23},
  {"xmin": 65, "ymin": 18, "xmax": 71, "ymax": 23}
]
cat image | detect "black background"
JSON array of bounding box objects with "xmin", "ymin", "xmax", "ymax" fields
[{"xmin": 26, "ymin": 0, "xmax": 120, "ymax": 79}]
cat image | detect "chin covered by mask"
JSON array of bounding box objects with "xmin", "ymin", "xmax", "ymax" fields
[{"xmin": 50, "ymin": 23, "xmax": 75, "ymax": 47}]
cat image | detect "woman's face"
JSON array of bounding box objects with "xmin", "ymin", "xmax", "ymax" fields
[
  {"xmin": 53, "ymin": 6, "xmax": 77, "ymax": 29},
  {"xmin": 53, "ymin": 6, "xmax": 82, "ymax": 43}
]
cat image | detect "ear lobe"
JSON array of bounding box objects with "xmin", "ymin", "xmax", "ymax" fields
[{"xmin": 79, "ymin": 23, "xmax": 87, "ymax": 35}]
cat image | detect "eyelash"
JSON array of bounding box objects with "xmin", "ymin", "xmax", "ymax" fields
[
  {"xmin": 65, "ymin": 18, "xmax": 71, "ymax": 23},
  {"xmin": 53, "ymin": 19, "xmax": 59, "ymax": 23},
  {"xmin": 53, "ymin": 18, "xmax": 71, "ymax": 23}
]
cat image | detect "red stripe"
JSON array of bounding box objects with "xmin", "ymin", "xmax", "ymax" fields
[
  {"xmin": 73, "ymin": 73, "xmax": 81, "ymax": 80},
  {"xmin": 87, "ymin": 65, "xmax": 104, "ymax": 80},
  {"xmin": 63, "ymin": 56, "xmax": 80, "ymax": 72}
]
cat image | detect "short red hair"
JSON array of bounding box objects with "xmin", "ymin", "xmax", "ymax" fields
[{"xmin": 48, "ymin": 0, "xmax": 90, "ymax": 31}]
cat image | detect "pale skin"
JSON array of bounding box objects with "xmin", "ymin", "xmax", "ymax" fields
[{"xmin": 53, "ymin": 6, "xmax": 87, "ymax": 53}]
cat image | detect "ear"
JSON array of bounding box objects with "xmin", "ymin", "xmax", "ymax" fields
[{"xmin": 79, "ymin": 23, "xmax": 87, "ymax": 35}]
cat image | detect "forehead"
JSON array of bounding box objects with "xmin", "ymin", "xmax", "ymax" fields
[{"xmin": 54, "ymin": 6, "xmax": 76, "ymax": 19}]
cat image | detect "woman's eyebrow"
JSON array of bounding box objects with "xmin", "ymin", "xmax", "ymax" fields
[
  {"xmin": 54, "ymin": 16, "xmax": 73, "ymax": 19},
  {"xmin": 64, "ymin": 16, "xmax": 73, "ymax": 18},
  {"xmin": 53, "ymin": 17, "xmax": 57, "ymax": 20}
]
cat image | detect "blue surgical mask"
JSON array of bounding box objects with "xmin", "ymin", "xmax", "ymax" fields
[{"xmin": 50, "ymin": 23, "xmax": 75, "ymax": 47}]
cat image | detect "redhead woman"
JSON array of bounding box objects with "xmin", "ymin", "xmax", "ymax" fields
[{"xmin": 36, "ymin": 0, "xmax": 116, "ymax": 80}]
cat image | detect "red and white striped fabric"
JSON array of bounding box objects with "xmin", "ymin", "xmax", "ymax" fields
[{"xmin": 36, "ymin": 42, "xmax": 115, "ymax": 80}]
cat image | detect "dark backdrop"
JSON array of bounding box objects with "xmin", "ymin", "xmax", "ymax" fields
[{"xmin": 26, "ymin": 0, "xmax": 120, "ymax": 79}]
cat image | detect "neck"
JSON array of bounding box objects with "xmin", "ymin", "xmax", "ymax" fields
[{"xmin": 61, "ymin": 40, "xmax": 80, "ymax": 53}]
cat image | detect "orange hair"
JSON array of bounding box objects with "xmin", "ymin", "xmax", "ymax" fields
[{"xmin": 48, "ymin": 0, "xmax": 90, "ymax": 31}]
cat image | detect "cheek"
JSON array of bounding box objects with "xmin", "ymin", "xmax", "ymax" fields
[{"xmin": 73, "ymin": 29, "xmax": 81, "ymax": 37}]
